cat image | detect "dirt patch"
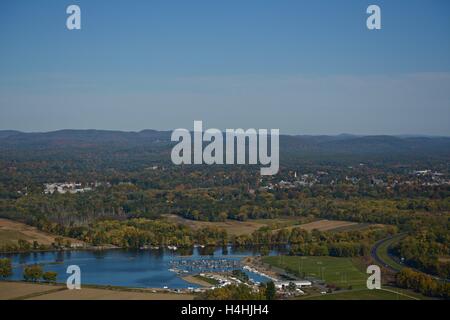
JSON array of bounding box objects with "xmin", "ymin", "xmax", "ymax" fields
[
  {"xmin": 28, "ymin": 287, "xmax": 195, "ymax": 300},
  {"xmin": 0, "ymin": 281, "xmax": 60, "ymax": 300}
]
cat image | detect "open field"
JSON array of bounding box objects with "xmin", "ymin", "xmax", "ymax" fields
[
  {"xmin": 300, "ymin": 288, "xmax": 416, "ymax": 300},
  {"xmin": 301, "ymin": 285, "xmax": 435, "ymax": 300},
  {"xmin": 263, "ymin": 256, "xmax": 435, "ymax": 300},
  {"xmin": 163, "ymin": 214, "xmax": 308, "ymax": 236},
  {"xmin": 0, "ymin": 281, "xmax": 195, "ymax": 300},
  {"xmin": 290, "ymin": 220, "xmax": 357, "ymax": 232},
  {"xmin": 271, "ymin": 219, "xmax": 381, "ymax": 234},
  {"xmin": 0, "ymin": 281, "xmax": 63, "ymax": 300},
  {"xmin": 331, "ymin": 223, "xmax": 383, "ymax": 233},
  {"xmin": 0, "ymin": 218, "xmax": 83, "ymax": 247},
  {"xmin": 163, "ymin": 214, "xmax": 267, "ymax": 236},
  {"xmin": 182, "ymin": 275, "xmax": 214, "ymax": 287},
  {"xmin": 263, "ymin": 256, "xmax": 368, "ymax": 289},
  {"xmin": 163, "ymin": 214, "xmax": 368, "ymax": 236}
]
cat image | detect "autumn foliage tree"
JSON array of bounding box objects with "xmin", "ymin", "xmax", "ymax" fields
[{"xmin": 0, "ymin": 258, "xmax": 12, "ymax": 278}]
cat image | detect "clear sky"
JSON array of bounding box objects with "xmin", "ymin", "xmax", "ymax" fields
[{"xmin": 1, "ymin": 0, "xmax": 449, "ymax": 135}]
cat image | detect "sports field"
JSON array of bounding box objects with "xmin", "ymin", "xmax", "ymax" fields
[{"xmin": 263, "ymin": 256, "xmax": 368, "ymax": 289}]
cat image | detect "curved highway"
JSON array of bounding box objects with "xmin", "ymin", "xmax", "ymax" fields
[{"xmin": 370, "ymin": 233, "xmax": 406, "ymax": 272}]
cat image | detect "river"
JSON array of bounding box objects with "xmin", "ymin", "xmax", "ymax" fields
[{"xmin": 1, "ymin": 246, "xmax": 287, "ymax": 289}]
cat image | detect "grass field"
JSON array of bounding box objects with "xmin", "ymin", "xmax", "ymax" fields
[
  {"xmin": 0, "ymin": 218, "xmax": 83, "ymax": 247},
  {"xmin": 163, "ymin": 214, "xmax": 315, "ymax": 236},
  {"xmin": 0, "ymin": 281, "xmax": 195, "ymax": 300},
  {"xmin": 263, "ymin": 256, "xmax": 368, "ymax": 289},
  {"xmin": 331, "ymin": 223, "xmax": 383, "ymax": 233},
  {"xmin": 163, "ymin": 214, "xmax": 267, "ymax": 236},
  {"xmin": 181, "ymin": 275, "xmax": 216, "ymax": 287},
  {"xmin": 262, "ymin": 255, "xmax": 435, "ymax": 300},
  {"xmin": 274, "ymin": 220, "xmax": 360, "ymax": 233},
  {"xmin": 163, "ymin": 214, "xmax": 368, "ymax": 236},
  {"xmin": 295, "ymin": 220, "xmax": 359, "ymax": 232},
  {"xmin": 301, "ymin": 289, "xmax": 416, "ymax": 300},
  {"xmin": 193, "ymin": 275, "xmax": 220, "ymax": 286}
]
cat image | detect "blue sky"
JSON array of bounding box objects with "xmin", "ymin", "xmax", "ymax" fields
[{"xmin": 1, "ymin": 0, "xmax": 449, "ymax": 135}]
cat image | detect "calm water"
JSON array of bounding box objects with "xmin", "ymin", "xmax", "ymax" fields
[{"xmin": 1, "ymin": 246, "xmax": 285, "ymax": 288}]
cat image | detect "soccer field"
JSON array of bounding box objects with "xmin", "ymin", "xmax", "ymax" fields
[{"xmin": 263, "ymin": 256, "xmax": 368, "ymax": 289}]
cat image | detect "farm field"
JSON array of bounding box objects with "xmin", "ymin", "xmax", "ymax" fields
[
  {"xmin": 262, "ymin": 256, "xmax": 368, "ymax": 289},
  {"xmin": 163, "ymin": 214, "xmax": 312, "ymax": 236},
  {"xmin": 0, "ymin": 281, "xmax": 62, "ymax": 300},
  {"xmin": 0, "ymin": 281, "xmax": 195, "ymax": 300},
  {"xmin": 163, "ymin": 214, "xmax": 267, "ymax": 236},
  {"xmin": 0, "ymin": 218, "xmax": 83, "ymax": 247},
  {"xmin": 294, "ymin": 219, "xmax": 359, "ymax": 232},
  {"xmin": 163, "ymin": 214, "xmax": 366, "ymax": 236},
  {"xmin": 282, "ymin": 219, "xmax": 379, "ymax": 232}
]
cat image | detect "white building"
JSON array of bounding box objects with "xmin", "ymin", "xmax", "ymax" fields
[{"xmin": 274, "ymin": 280, "xmax": 312, "ymax": 289}]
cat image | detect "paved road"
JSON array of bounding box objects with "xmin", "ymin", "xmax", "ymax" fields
[
  {"xmin": 372, "ymin": 234, "xmax": 449, "ymax": 284},
  {"xmin": 370, "ymin": 233, "xmax": 406, "ymax": 272}
]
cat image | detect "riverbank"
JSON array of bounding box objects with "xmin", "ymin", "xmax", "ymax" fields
[{"xmin": 242, "ymin": 256, "xmax": 282, "ymax": 281}]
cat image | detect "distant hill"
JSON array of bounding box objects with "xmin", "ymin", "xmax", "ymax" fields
[
  {"xmin": 0, "ymin": 129, "xmax": 172, "ymax": 149},
  {"xmin": 0, "ymin": 130, "xmax": 21, "ymax": 139},
  {"xmin": 1, "ymin": 129, "xmax": 449, "ymax": 160}
]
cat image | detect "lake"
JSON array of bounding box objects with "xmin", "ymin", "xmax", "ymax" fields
[{"xmin": 1, "ymin": 246, "xmax": 286, "ymax": 289}]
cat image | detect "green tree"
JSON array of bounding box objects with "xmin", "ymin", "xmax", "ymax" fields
[
  {"xmin": 42, "ymin": 271, "xmax": 58, "ymax": 283},
  {"xmin": 0, "ymin": 258, "xmax": 12, "ymax": 278},
  {"xmin": 288, "ymin": 282, "xmax": 297, "ymax": 292},
  {"xmin": 23, "ymin": 264, "xmax": 43, "ymax": 282},
  {"xmin": 198, "ymin": 284, "xmax": 260, "ymax": 300},
  {"xmin": 53, "ymin": 237, "xmax": 65, "ymax": 249},
  {"xmin": 18, "ymin": 239, "xmax": 31, "ymax": 251},
  {"xmin": 265, "ymin": 281, "xmax": 276, "ymax": 300}
]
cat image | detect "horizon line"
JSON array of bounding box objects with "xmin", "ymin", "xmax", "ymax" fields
[{"xmin": 1, "ymin": 128, "xmax": 449, "ymax": 139}]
